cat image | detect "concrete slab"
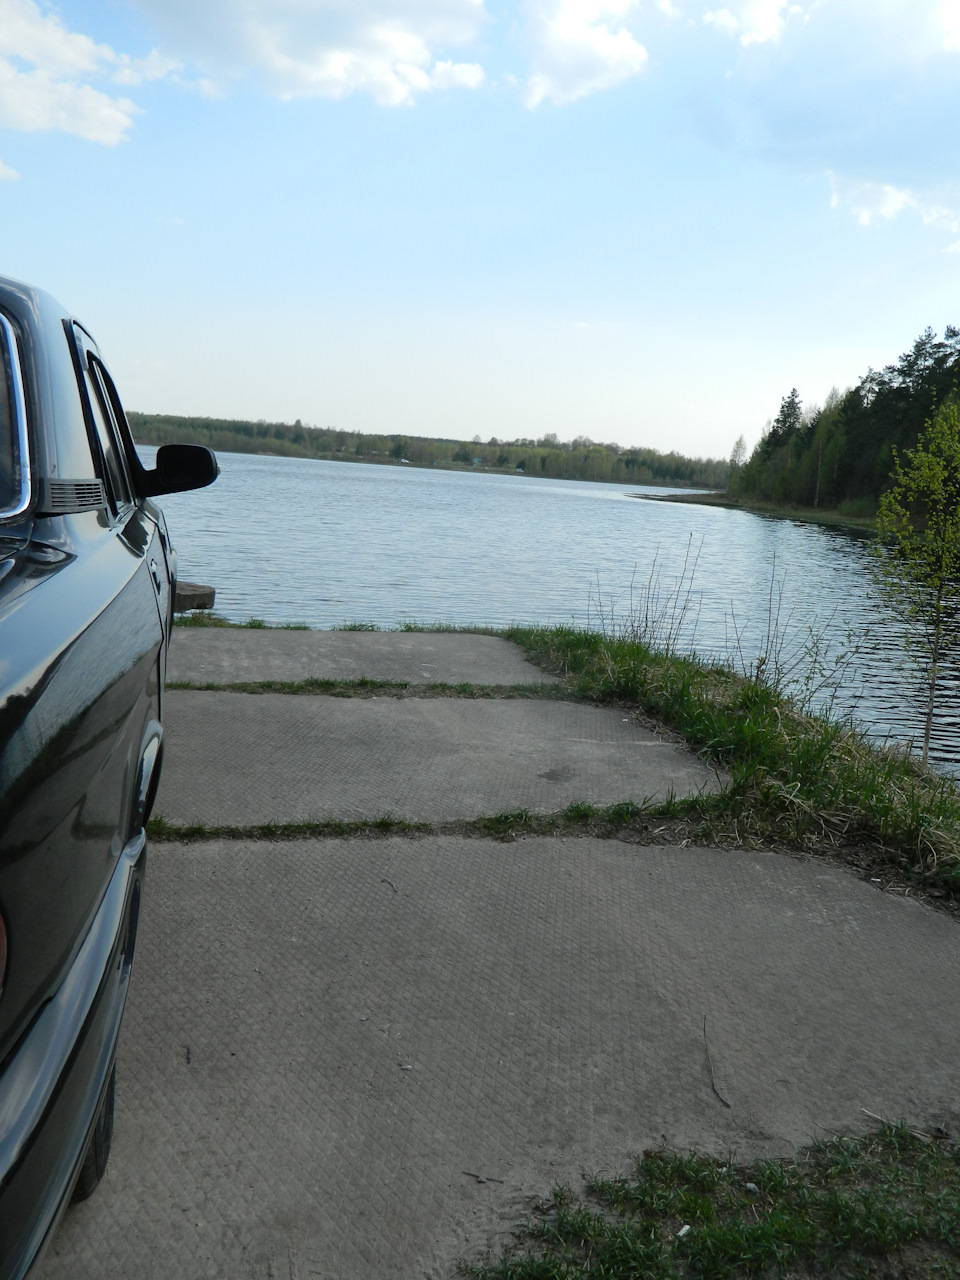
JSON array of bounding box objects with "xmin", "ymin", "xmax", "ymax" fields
[
  {"xmin": 167, "ymin": 628, "xmax": 557, "ymax": 686},
  {"xmin": 45, "ymin": 837, "xmax": 960, "ymax": 1280},
  {"xmin": 154, "ymin": 692, "xmax": 719, "ymax": 824}
]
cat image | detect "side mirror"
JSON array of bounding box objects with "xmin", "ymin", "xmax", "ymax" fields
[{"xmin": 143, "ymin": 445, "xmax": 219, "ymax": 496}]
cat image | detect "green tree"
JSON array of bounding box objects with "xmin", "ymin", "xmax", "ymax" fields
[
  {"xmin": 767, "ymin": 388, "xmax": 803, "ymax": 449},
  {"xmin": 874, "ymin": 400, "xmax": 960, "ymax": 766}
]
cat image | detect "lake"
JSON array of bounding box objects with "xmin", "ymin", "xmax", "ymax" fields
[{"xmin": 142, "ymin": 448, "xmax": 960, "ymax": 774}]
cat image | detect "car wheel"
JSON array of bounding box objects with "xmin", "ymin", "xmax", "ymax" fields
[{"xmin": 71, "ymin": 1063, "xmax": 116, "ymax": 1203}]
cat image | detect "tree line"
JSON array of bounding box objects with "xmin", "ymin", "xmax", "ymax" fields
[
  {"xmin": 127, "ymin": 413, "xmax": 728, "ymax": 489},
  {"xmin": 730, "ymin": 326, "xmax": 960, "ymax": 515}
]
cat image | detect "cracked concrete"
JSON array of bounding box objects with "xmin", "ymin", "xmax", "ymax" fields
[
  {"xmin": 43, "ymin": 630, "xmax": 960, "ymax": 1279},
  {"xmin": 167, "ymin": 628, "xmax": 558, "ymax": 687},
  {"xmin": 154, "ymin": 692, "xmax": 721, "ymax": 824},
  {"xmin": 46, "ymin": 836, "xmax": 960, "ymax": 1280}
]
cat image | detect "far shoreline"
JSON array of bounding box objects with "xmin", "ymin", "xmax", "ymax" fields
[{"xmin": 631, "ymin": 489, "xmax": 877, "ymax": 533}]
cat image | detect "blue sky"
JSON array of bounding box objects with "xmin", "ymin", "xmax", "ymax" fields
[{"xmin": 1, "ymin": 0, "xmax": 959, "ymax": 459}]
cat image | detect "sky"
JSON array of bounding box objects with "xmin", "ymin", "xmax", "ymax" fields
[{"xmin": 1, "ymin": 1, "xmax": 959, "ymax": 460}]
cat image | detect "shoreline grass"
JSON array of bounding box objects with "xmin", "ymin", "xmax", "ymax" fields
[
  {"xmin": 459, "ymin": 1123, "xmax": 960, "ymax": 1280},
  {"xmin": 637, "ymin": 491, "xmax": 878, "ymax": 532},
  {"xmin": 505, "ymin": 626, "xmax": 960, "ymax": 898},
  {"xmin": 172, "ymin": 612, "xmax": 311, "ymax": 628},
  {"xmin": 171, "ymin": 612, "xmax": 502, "ymax": 633}
]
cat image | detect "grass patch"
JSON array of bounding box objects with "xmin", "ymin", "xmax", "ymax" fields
[
  {"xmin": 397, "ymin": 620, "xmax": 502, "ymax": 634},
  {"xmin": 504, "ymin": 626, "xmax": 960, "ymax": 898},
  {"xmin": 466, "ymin": 801, "xmax": 673, "ymax": 841},
  {"xmin": 173, "ymin": 612, "xmax": 309, "ymax": 629},
  {"xmin": 651, "ymin": 492, "xmax": 878, "ymax": 532},
  {"xmin": 146, "ymin": 814, "xmax": 431, "ymax": 842},
  {"xmin": 145, "ymin": 802, "xmax": 718, "ymax": 847},
  {"xmin": 166, "ymin": 677, "xmax": 562, "ymax": 699},
  {"xmin": 461, "ymin": 1124, "xmax": 960, "ymax": 1280},
  {"xmin": 167, "ymin": 676, "xmax": 404, "ymax": 696},
  {"xmin": 172, "ymin": 616, "xmax": 501, "ymax": 633}
]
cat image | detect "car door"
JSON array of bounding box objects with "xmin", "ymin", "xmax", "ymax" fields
[
  {"xmin": 82, "ymin": 340, "xmax": 174, "ymax": 700},
  {"xmin": 0, "ymin": 320, "xmax": 163, "ymax": 1067}
]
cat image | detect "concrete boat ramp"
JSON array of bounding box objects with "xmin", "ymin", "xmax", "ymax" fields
[
  {"xmin": 45, "ymin": 630, "xmax": 960, "ymax": 1279},
  {"xmin": 156, "ymin": 630, "xmax": 715, "ymax": 825}
]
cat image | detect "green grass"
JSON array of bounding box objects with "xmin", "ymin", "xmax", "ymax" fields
[
  {"xmin": 461, "ymin": 1124, "xmax": 960, "ymax": 1279},
  {"xmin": 172, "ymin": 614, "xmax": 501, "ymax": 633},
  {"xmin": 144, "ymin": 801, "xmax": 694, "ymax": 845},
  {"xmin": 166, "ymin": 677, "xmax": 561, "ymax": 699},
  {"xmin": 173, "ymin": 612, "xmax": 309, "ymax": 629},
  {"xmin": 397, "ymin": 620, "xmax": 501, "ymax": 633},
  {"xmin": 167, "ymin": 676, "xmax": 404, "ymax": 695},
  {"xmin": 146, "ymin": 814, "xmax": 431, "ymax": 842},
  {"xmin": 504, "ymin": 626, "xmax": 960, "ymax": 896},
  {"xmin": 663, "ymin": 492, "xmax": 879, "ymax": 532}
]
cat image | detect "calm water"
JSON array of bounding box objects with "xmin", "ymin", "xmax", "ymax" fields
[{"xmin": 144, "ymin": 448, "xmax": 960, "ymax": 773}]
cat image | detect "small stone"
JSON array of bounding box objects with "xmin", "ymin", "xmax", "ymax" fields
[{"xmin": 745, "ymin": 1182, "xmax": 759, "ymax": 1196}]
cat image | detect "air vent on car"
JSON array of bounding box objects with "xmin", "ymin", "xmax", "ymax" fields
[{"xmin": 36, "ymin": 479, "xmax": 107, "ymax": 515}]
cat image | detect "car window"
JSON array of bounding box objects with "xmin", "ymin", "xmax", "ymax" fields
[
  {"xmin": 0, "ymin": 338, "xmax": 13, "ymax": 512},
  {"xmin": 86, "ymin": 365, "xmax": 132, "ymax": 513},
  {"xmin": 0, "ymin": 314, "xmax": 29, "ymax": 520},
  {"xmin": 92, "ymin": 358, "xmax": 143, "ymax": 477},
  {"xmin": 94, "ymin": 360, "xmax": 130, "ymax": 440}
]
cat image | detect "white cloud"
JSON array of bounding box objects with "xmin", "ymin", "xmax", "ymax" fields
[
  {"xmin": 0, "ymin": 0, "xmax": 175, "ymax": 143},
  {"xmin": 703, "ymin": 7, "xmax": 739, "ymax": 34},
  {"xmin": 941, "ymin": 0, "xmax": 960, "ymax": 50},
  {"xmin": 431, "ymin": 59, "xmax": 485, "ymax": 89},
  {"xmin": 919, "ymin": 202, "xmax": 960, "ymax": 233},
  {"xmin": 829, "ymin": 175, "xmax": 960, "ymax": 235},
  {"xmin": 113, "ymin": 49, "xmax": 180, "ymax": 87},
  {"xmin": 524, "ymin": 0, "xmax": 648, "ymax": 107},
  {"xmin": 702, "ymin": 0, "xmax": 795, "ymax": 46},
  {"xmin": 0, "ymin": 0, "xmax": 110, "ymax": 77},
  {"xmin": 0, "ymin": 157, "xmax": 19, "ymax": 179},
  {"xmin": 0, "ymin": 58, "xmax": 140, "ymax": 143},
  {"xmin": 125, "ymin": 0, "xmax": 487, "ymax": 105},
  {"xmin": 739, "ymin": 0, "xmax": 789, "ymax": 44}
]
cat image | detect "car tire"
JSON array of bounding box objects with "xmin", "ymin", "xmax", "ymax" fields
[{"xmin": 71, "ymin": 1063, "xmax": 116, "ymax": 1203}]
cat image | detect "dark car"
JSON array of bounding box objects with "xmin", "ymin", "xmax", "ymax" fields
[{"xmin": 0, "ymin": 276, "xmax": 217, "ymax": 1277}]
